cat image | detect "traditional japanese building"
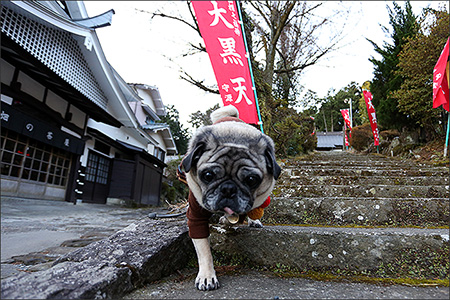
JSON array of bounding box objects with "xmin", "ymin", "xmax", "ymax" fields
[
  {"xmin": 315, "ymin": 131, "xmax": 344, "ymax": 151},
  {"xmin": 1, "ymin": 1, "xmax": 176, "ymax": 206}
]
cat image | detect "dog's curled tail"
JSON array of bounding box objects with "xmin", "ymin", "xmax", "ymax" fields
[{"xmin": 211, "ymin": 105, "xmax": 239, "ymax": 124}]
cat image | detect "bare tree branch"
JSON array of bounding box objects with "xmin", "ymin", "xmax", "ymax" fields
[
  {"xmin": 179, "ymin": 70, "xmax": 220, "ymax": 94},
  {"xmin": 150, "ymin": 1, "xmax": 349, "ymax": 101},
  {"xmin": 151, "ymin": 12, "xmax": 198, "ymax": 33}
]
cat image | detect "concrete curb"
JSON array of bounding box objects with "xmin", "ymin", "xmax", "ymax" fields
[{"xmin": 1, "ymin": 218, "xmax": 193, "ymax": 299}]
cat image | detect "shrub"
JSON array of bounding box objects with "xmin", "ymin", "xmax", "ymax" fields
[
  {"xmin": 350, "ymin": 123, "xmax": 374, "ymax": 151},
  {"xmin": 160, "ymin": 158, "xmax": 189, "ymax": 204},
  {"xmin": 380, "ymin": 129, "xmax": 400, "ymax": 141}
]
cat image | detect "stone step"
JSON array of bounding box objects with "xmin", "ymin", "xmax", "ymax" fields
[
  {"xmin": 287, "ymin": 164, "xmax": 448, "ymax": 173},
  {"xmin": 303, "ymin": 151, "xmax": 444, "ymax": 164},
  {"xmin": 276, "ymin": 174, "xmax": 448, "ymax": 186},
  {"xmin": 210, "ymin": 225, "xmax": 449, "ymax": 281},
  {"xmin": 283, "ymin": 167, "xmax": 449, "ymax": 177},
  {"xmin": 287, "ymin": 165, "xmax": 448, "ymax": 173},
  {"xmin": 274, "ymin": 184, "xmax": 449, "ymax": 198},
  {"xmin": 286, "ymin": 158, "xmax": 435, "ymax": 168},
  {"xmin": 310, "ymin": 151, "xmax": 387, "ymax": 158},
  {"xmin": 264, "ymin": 197, "xmax": 449, "ymax": 227},
  {"xmin": 2, "ymin": 217, "xmax": 447, "ymax": 300},
  {"xmin": 0, "ymin": 218, "xmax": 194, "ymax": 299}
]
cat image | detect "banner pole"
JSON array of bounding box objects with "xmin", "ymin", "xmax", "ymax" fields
[
  {"xmin": 236, "ymin": 0, "xmax": 264, "ymax": 133},
  {"xmin": 444, "ymin": 61, "xmax": 450, "ymax": 158},
  {"xmin": 445, "ymin": 111, "xmax": 450, "ymax": 158}
]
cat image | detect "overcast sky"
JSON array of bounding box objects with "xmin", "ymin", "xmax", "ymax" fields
[{"xmin": 84, "ymin": 1, "xmax": 447, "ymax": 131}]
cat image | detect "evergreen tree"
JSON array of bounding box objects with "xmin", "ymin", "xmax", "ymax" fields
[
  {"xmin": 392, "ymin": 7, "xmax": 449, "ymax": 141},
  {"xmin": 314, "ymin": 82, "xmax": 361, "ymax": 132},
  {"xmin": 188, "ymin": 103, "xmax": 220, "ymax": 129},
  {"xmin": 158, "ymin": 105, "xmax": 190, "ymax": 155},
  {"xmin": 367, "ymin": 1, "xmax": 419, "ymax": 130}
]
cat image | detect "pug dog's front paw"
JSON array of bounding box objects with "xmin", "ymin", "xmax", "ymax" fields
[
  {"xmin": 248, "ymin": 218, "xmax": 263, "ymax": 228},
  {"xmin": 195, "ymin": 272, "xmax": 220, "ymax": 291}
]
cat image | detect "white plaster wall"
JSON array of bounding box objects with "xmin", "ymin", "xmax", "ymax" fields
[
  {"xmin": 147, "ymin": 143, "xmax": 155, "ymax": 155},
  {"xmin": 85, "ymin": 119, "xmax": 151, "ymax": 165},
  {"xmin": 17, "ymin": 71, "xmax": 46, "ymax": 101},
  {"xmin": 80, "ymin": 138, "xmax": 95, "ymax": 166},
  {"xmin": 136, "ymin": 89, "xmax": 157, "ymax": 112},
  {"xmin": 46, "ymin": 90, "xmax": 68, "ymax": 118},
  {"xmin": 69, "ymin": 104, "xmax": 86, "ymax": 129},
  {"xmin": 1, "ymin": 59, "xmax": 15, "ymax": 85},
  {"xmin": 127, "ymin": 101, "xmax": 147, "ymax": 126},
  {"xmin": 135, "ymin": 103, "xmax": 147, "ymax": 126},
  {"xmin": 149, "ymin": 131, "xmax": 166, "ymax": 152},
  {"xmin": 128, "ymin": 101, "xmax": 138, "ymax": 115}
]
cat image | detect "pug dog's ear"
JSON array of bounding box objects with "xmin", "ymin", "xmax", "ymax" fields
[
  {"xmin": 264, "ymin": 148, "xmax": 281, "ymax": 180},
  {"xmin": 182, "ymin": 142, "xmax": 206, "ymax": 173}
]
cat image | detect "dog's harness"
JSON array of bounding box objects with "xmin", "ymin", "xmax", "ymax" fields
[{"xmin": 177, "ymin": 116, "xmax": 270, "ymax": 239}]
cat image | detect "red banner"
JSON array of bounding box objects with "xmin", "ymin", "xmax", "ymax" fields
[
  {"xmin": 340, "ymin": 109, "xmax": 352, "ymax": 130},
  {"xmin": 433, "ymin": 37, "xmax": 449, "ymax": 112},
  {"xmin": 192, "ymin": 1, "xmax": 259, "ymax": 124},
  {"xmin": 344, "ymin": 132, "xmax": 349, "ymax": 147},
  {"xmin": 363, "ymin": 91, "xmax": 380, "ymax": 146}
]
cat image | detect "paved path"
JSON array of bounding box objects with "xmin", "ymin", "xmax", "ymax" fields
[
  {"xmin": 1, "ymin": 197, "xmax": 153, "ymax": 278},
  {"xmin": 125, "ymin": 268, "xmax": 449, "ymax": 299}
]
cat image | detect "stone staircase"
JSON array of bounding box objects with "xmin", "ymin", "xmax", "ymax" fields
[
  {"xmin": 267, "ymin": 151, "xmax": 449, "ymax": 228},
  {"xmin": 2, "ymin": 151, "xmax": 448, "ymax": 299},
  {"xmin": 211, "ymin": 151, "xmax": 449, "ymax": 284}
]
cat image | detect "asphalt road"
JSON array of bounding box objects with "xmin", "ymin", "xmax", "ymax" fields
[{"xmin": 1, "ymin": 196, "xmax": 152, "ymax": 278}]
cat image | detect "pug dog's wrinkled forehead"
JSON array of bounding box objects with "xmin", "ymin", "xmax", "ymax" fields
[
  {"xmin": 182, "ymin": 121, "xmax": 280, "ymax": 180},
  {"xmin": 194, "ymin": 121, "xmax": 270, "ymax": 149}
]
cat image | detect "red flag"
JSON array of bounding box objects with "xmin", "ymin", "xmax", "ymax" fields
[
  {"xmin": 192, "ymin": 1, "xmax": 259, "ymax": 124},
  {"xmin": 433, "ymin": 37, "xmax": 449, "ymax": 112},
  {"xmin": 340, "ymin": 109, "xmax": 352, "ymax": 130},
  {"xmin": 344, "ymin": 132, "xmax": 349, "ymax": 147},
  {"xmin": 363, "ymin": 91, "xmax": 380, "ymax": 146}
]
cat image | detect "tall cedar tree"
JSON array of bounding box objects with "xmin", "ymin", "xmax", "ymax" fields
[
  {"xmin": 392, "ymin": 8, "xmax": 449, "ymax": 141},
  {"xmin": 314, "ymin": 82, "xmax": 362, "ymax": 133},
  {"xmin": 367, "ymin": 1, "xmax": 419, "ymax": 131}
]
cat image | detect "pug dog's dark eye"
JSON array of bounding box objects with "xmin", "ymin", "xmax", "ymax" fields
[
  {"xmin": 244, "ymin": 175, "xmax": 261, "ymax": 189},
  {"xmin": 201, "ymin": 170, "xmax": 215, "ymax": 183}
]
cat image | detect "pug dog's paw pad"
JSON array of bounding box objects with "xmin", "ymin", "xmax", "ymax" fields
[
  {"xmin": 195, "ymin": 275, "xmax": 220, "ymax": 291},
  {"xmin": 248, "ymin": 218, "xmax": 263, "ymax": 228}
]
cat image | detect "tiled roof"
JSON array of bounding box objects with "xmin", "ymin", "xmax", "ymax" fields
[{"xmin": 316, "ymin": 132, "xmax": 343, "ymax": 149}]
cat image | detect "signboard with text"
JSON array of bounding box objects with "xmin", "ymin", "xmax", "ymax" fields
[
  {"xmin": 192, "ymin": 1, "xmax": 259, "ymax": 124},
  {"xmin": 363, "ymin": 90, "xmax": 380, "ymax": 146},
  {"xmin": 1, "ymin": 104, "xmax": 84, "ymax": 154}
]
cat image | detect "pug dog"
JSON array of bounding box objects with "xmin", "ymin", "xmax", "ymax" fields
[{"xmin": 180, "ymin": 105, "xmax": 281, "ymax": 291}]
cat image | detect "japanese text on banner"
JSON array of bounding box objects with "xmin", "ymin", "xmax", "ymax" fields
[
  {"xmin": 363, "ymin": 91, "xmax": 380, "ymax": 146},
  {"xmin": 340, "ymin": 109, "xmax": 352, "ymax": 130},
  {"xmin": 192, "ymin": 1, "xmax": 259, "ymax": 124}
]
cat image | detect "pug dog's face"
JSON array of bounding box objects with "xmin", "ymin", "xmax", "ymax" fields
[{"xmin": 182, "ymin": 121, "xmax": 281, "ymax": 215}]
